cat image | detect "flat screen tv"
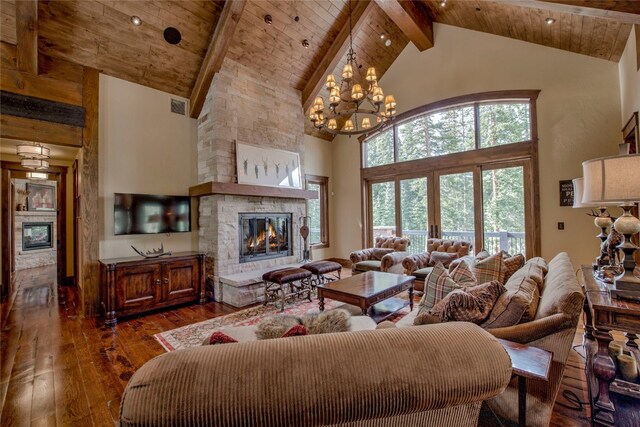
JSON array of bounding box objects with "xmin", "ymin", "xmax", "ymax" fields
[{"xmin": 114, "ymin": 193, "xmax": 191, "ymax": 235}]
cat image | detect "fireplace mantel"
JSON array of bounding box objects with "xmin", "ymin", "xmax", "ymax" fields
[{"xmin": 189, "ymin": 182, "xmax": 317, "ymax": 200}]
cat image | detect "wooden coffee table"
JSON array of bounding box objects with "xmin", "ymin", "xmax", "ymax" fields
[{"xmin": 317, "ymin": 271, "xmax": 415, "ymax": 323}]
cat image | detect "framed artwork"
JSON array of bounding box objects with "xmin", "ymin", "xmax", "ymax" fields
[
  {"xmin": 236, "ymin": 142, "xmax": 302, "ymax": 189},
  {"xmin": 26, "ymin": 183, "xmax": 56, "ymax": 211},
  {"xmin": 559, "ymin": 180, "xmax": 574, "ymax": 207},
  {"xmin": 621, "ymin": 111, "xmax": 638, "ymax": 155}
]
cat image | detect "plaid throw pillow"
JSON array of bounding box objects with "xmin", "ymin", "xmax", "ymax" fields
[
  {"xmin": 418, "ymin": 262, "xmax": 469, "ymax": 312},
  {"xmin": 474, "ymin": 252, "xmax": 507, "ymax": 284},
  {"xmin": 502, "ymin": 253, "xmax": 525, "ymax": 282},
  {"xmin": 430, "ymin": 280, "xmax": 506, "ymax": 324},
  {"xmin": 450, "ymin": 260, "xmax": 477, "ymax": 286}
]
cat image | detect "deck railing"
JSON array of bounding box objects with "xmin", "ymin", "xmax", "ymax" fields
[{"xmin": 373, "ymin": 227, "xmax": 525, "ymax": 255}]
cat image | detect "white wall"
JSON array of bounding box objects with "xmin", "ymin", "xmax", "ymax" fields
[
  {"xmin": 304, "ymin": 134, "xmax": 334, "ymax": 260},
  {"xmin": 99, "ymin": 75, "xmax": 198, "ymax": 259},
  {"xmin": 331, "ymin": 23, "xmax": 622, "ymax": 268},
  {"xmin": 619, "ymin": 27, "xmax": 640, "ymax": 126}
]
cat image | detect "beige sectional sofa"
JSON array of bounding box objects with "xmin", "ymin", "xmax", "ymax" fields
[
  {"xmin": 120, "ymin": 323, "xmax": 512, "ymax": 427},
  {"xmin": 397, "ymin": 252, "xmax": 584, "ymax": 427}
]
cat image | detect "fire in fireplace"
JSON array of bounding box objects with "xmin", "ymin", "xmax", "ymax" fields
[
  {"xmin": 239, "ymin": 213, "xmax": 292, "ymax": 263},
  {"xmin": 22, "ymin": 222, "xmax": 53, "ymax": 251}
]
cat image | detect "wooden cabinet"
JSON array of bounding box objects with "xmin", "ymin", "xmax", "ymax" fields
[{"xmin": 100, "ymin": 252, "xmax": 205, "ymax": 326}]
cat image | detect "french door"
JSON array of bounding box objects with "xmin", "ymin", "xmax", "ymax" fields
[{"xmin": 366, "ymin": 160, "xmax": 535, "ymax": 257}]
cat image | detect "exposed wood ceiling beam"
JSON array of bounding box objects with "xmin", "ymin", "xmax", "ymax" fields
[
  {"xmin": 190, "ymin": 0, "xmax": 246, "ymax": 119},
  {"xmin": 497, "ymin": 0, "xmax": 640, "ymax": 25},
  {"xmin": 302, "ymin": 0, "xmax": 375, "ymax": 112},
  {"xmin": 15, "ymin": 0, "xmax": 38, "ymax": 74},
  {"xmin": 374, "ymin": 0, "xmax": 433, "ymax": 51}
]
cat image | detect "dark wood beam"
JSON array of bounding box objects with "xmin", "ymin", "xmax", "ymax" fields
[
  {"xmin": 0, "ymin": 91, "xmax": 85, "ymax": 127},
  {"xmin": 189, "ymin": 0, "xmax": 246, "ymax": 119},
  {"xmin": 302, "ymin": 0, "xmax": 375, "ymax": 112},
  {"xmin": 498, "ymin": 0, "xmax": 640, "ymax": 25},
  {"xmin": 375, "ymin": 0, "xmax": 433, "ymax": 51},
  {"xmin": 0, "ymin": 114, "xmax": 82, "ymax": 147},
  {"xmin": 15, "ymin": 0, "xmax": 38, "ymax": 74}
]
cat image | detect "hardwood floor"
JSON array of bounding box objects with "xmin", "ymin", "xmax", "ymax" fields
[{"xmin": 1, "ymin": 265, "xmax": 592, "ymax": 426}]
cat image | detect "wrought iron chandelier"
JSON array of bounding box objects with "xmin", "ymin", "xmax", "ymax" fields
[{"xmin": 308, "ymin": 0, "xmax": 397, "ymax": 136}]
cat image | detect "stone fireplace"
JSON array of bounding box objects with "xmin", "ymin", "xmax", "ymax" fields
[
  {"xmin": 238, "ymin": 213, "xmax": 292, "ymax": 263},
  {"xmin": 196, "ymin": 57, "xmax": 308, "ymax": 305}
]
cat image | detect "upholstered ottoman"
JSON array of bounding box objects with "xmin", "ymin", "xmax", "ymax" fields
[
  {"xmin": 301, "ymin": 260, "xmax": 342, "ymax": 288},
  {"xmin": 262, "ymin": 268, "xmax": 313, "ymax": 311}
]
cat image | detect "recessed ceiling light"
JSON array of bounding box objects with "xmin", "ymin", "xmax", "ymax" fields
[
  {"xmin": 385, "ymin": 39, "xmax": 392, "ymax": 47},
  {"xmin": 302, "ymin": 39, "xmax": 310, "ymax": 48},
  {"xmin": 131, "ymin": 16, "xmax": 142, "ymax": 26},
  {"xmin": 264, "ymin": 15, "xmax": 272, "ymax": 25},
  {"xmin": 380, "ymin": 33, "xmax": 385, "ymax": 39},
  {"xmin": 545, "ymin": 17, "xmax": 556, "ymax": 25},
  {"xmin": 439, "ymin": 0, "xmax": 447, "ymax": 7}
]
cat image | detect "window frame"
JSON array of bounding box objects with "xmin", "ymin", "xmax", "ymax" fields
[
  {"xmin": 305, "ymin": 174, "xmax": 330, "ymax": 249},
  {"xmin": 359, "ymin": 90, "xmax": 541, "ymax": 256}
]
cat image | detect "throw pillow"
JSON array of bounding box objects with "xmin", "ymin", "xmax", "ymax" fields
[
  {"xmin": 413, "ymin": 311, "xmax": 441, "ymax": 326},
  {"xmin": 481, "ymin": 264, "xmax": 541, "ymax": 329},
  {"xmin": 449, "ymin": 254, "xmax": 476, "ymax": 272},
  {"xmin": 474, "ymin": 252, "xmax": 507, "ymax": 285},
  {"xmin": 417, "ymin": 262, "xmax": 465, "ymax": 312},
  {"xmin": 255, "ymin": 315, "xmax": 302, "ymax": 340},
  {"xmin": 203, "ymin": 331, "xmax": 238, "ymax": 346},
  {"xmin": 282, "ymin": 325, "xmax": 308, "ymax": 337},
  {"xmin": 449, "ymin": 260, "xmax": 477, "ymax": 287},
  {"xmin": 430, "ymin": 280, "xmax": 506, "ymax": 324},
  {"xmin": 503, "ymin": 253, "xmax": 525, "ymax": 283},
  {"xmin": 475, "ymin": 250, "xmax": 491, "ymax": 260},
  {"xmin": 302, "ymin": 309, "xmax": 351, "ymax": 334},
  {"xmin": 429, "ymin": 252, "xmax": 459, "ymax": 268}
]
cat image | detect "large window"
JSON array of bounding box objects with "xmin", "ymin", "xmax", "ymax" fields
[
  {"xmin": 306, "ymin": 175, "xmax": 329, "ymax": 249},
  {"xmin": 362, "ymin": 90, "xmax": 539, "ymax": 257}
]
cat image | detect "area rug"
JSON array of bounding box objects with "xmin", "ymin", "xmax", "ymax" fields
[{"xmin": 154, "ymin": 298, "xmax": 411, "ymax": 352}]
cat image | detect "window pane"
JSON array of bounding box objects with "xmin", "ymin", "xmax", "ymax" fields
[
  {"xmin": 426, "ymin": 106, "xmax": 475, "ymax": 156},
  {"xmin": 366, "ymin": 129, "xmax": 394, "ymax": 167},
  {"xmin": 371, "ymin": 181, "xmax": 396, "ymax": 239},
  {"xmin": 307, "ymin": 182, "xmax": 321, "ymax": 245},
  {"xmin": 482, "ymin": 167, "xmax": 526, "ymax": 255},
  {"xmin": 397, "ymin": 116, "xmax": 427, "ymax": 162},
  {"xmin": 479, "ymin": 103, "xmax": 531, "ymax": 147},
  {"xmin": 439, "ymin": 172, "xmax": 475, "ymax": 249},
  {"xmin": 400, "ymin": 177, "xmax": 428, "ymax": 254}
]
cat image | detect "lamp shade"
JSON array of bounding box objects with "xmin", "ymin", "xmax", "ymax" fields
[
  {"xmin": 582, "ymin": 154, "xmax": 640, "ymax": 204},
  {"xmin": 26, "ymin": 172, "xmax": 48, "ymax": 180},
  {"xmin": 17, "ymin": 143, "xmax": 50, "ymax": 159},
  {"xmin": 572, "ymin": 177, "xmax": 594, "ymax": 208}
]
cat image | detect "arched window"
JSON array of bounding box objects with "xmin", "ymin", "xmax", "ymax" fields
[{"xmin": 361, "ymin": 90, "xmax": 540, "ymax": 257}]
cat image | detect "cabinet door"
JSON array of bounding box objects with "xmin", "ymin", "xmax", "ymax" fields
[
  {"xmin": 115, "ymin": 263, "xmax": 161, "ymax": 311},
  {"xmin": 162, "ymin": 258, "xmax": 199, "ymax": 302}
]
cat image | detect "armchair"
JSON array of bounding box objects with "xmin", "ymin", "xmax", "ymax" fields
[
  {"xmin": 402, "ymin": 239, "xmax": 473, "ymax": 292},
  {"xmin": 349, "ymin": 237, "xmax": 410, "ymax": 274}
]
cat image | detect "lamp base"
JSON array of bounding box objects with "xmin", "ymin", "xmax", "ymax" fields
[{"xmin": 611, "ymin": 232, "xmax": 639, "ymax": 300}]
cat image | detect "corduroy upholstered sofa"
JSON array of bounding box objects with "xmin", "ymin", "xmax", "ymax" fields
[
  {"xmin": 397, "ymin": 252, "xmax": 584, "ymax": 427},
  {"xmin": 120, "ymin": 323, "xmax": 512, "ymax": 427},
  {"xmin": 349, "ymin": 236, "xmax": 410, "ymax": 274},
  {"xmin": 402, "ymin": 239, "xmax": 473, "ymax": 291}
]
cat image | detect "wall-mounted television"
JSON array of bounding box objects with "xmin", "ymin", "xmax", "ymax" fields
[{"xmin": 114, "ymin": 193, "xmax": 191, "ymax": 235}]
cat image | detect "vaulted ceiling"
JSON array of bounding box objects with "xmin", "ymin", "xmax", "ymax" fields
[{"xmin": 1, "ymin": 0, "xmax": 638, "ymax": 139}]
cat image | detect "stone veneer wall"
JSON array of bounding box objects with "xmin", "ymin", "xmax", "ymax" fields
[{"xmin": 196, "ymin": 58, "xmax": 306, "ymax": 300}]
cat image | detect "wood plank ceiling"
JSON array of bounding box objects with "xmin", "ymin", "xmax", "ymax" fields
[
  {"xmin": 423, "ymin": 0, "xmax": 633, "ymax": 62},
  {"xmin": 0, "ymin": 0, "xmax": 637, "ymax": 139}
]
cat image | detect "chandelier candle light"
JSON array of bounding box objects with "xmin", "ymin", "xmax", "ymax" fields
[
  {"xmin": 308, "ymin": 0, "xmax": 397, "ymax": 136},
  {"xmin": 582, "ymin": 154, "xmax": 640, "ymax": 299}
]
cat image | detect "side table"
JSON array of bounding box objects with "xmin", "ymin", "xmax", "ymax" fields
[
  {"xmin": 498, "ymin": 339, "xmax": 552, "ymax": 427},
  {"xmin": 581, "ymin": 266, "xmax": 640, "ymax": 427}
]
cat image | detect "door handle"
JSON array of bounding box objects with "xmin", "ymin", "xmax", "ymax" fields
[
  {"xmin": 155, "ymin": 279, "xmax": 161, "ymax": 285},
  {"xmin": 429, "ymin": 224, "xmax": 434, "ymax": 238},
  {"xmin": 164, "ymin": 278, "xmax": 169, "ymax": 284},
  {"xmin": 435, "ymin": 225, "xmax": 439, "ymax": 238}
]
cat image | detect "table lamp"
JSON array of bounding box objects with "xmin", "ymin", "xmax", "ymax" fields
[
  {"xmin": 582, "ymin": 154, "xmax": 640, "ymax": 298},
  {"xmin": 573, "ymin": 177, "xmax": 612, "ymax": 243}
]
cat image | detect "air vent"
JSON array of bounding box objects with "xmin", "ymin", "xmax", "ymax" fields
[{"xmin": 170, "ymin": 98, "xmax": 186, "ymax": 116}]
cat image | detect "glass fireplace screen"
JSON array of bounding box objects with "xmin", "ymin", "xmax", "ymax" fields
[
  {"xmin": 239, "ymin": 213, "xmax": 292, "ymax": 263},
  {"xmin": 23, "ymin": 222, "xmax": 53, "ymax": 251}
]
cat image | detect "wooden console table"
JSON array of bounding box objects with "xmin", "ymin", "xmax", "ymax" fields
[
  {"xmin": 581, "ymin": 266, "xmax": 640, "ymax": 427},
  {"xmin": 99, "ymin": 252, "xmax": 206, "ymax": 326}
]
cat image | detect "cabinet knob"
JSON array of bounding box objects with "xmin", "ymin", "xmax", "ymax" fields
[
  {"xmin": 164, "ymin": 278, "xmax": 169, "ymax": 284},
  {"xmin": 155, "ymin": 279, "xmax": 161, "ymax": 285}
]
